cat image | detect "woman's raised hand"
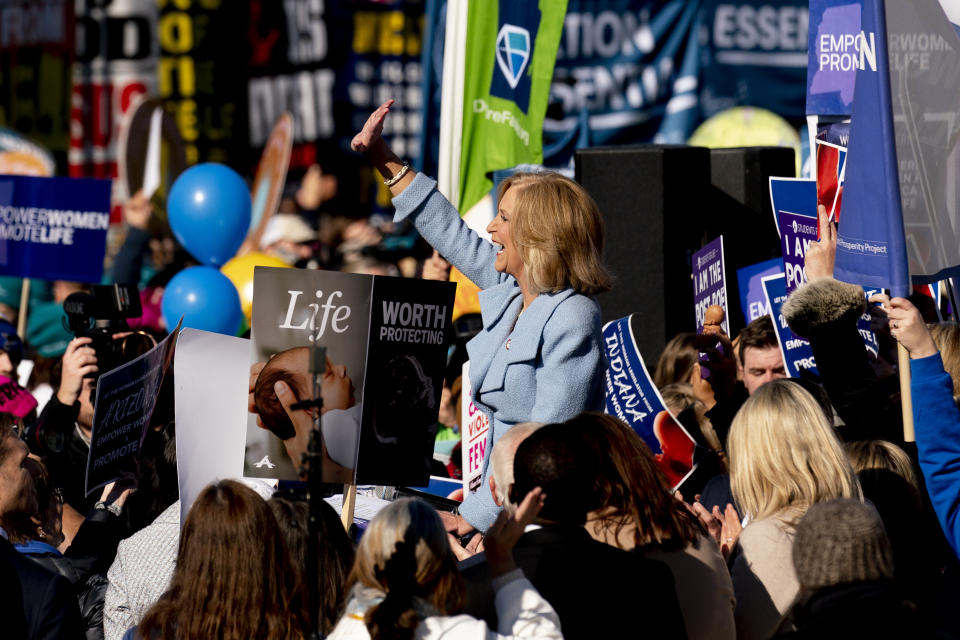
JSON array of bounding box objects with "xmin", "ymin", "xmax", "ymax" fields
[
  {"xmin": 351, "ymin": 99, "xmax": 394, "ymax": 153},
  {"xmin": 483, "ymin": 487, "xmax": 545, "ymax": 577},
  {"xmin": 868, "ymin": 293, "xmax": 938, "ymax": 359}
]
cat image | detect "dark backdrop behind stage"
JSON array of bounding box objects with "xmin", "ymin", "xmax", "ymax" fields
[{"xmin": 576, "ymin": 144, "xmax": 789, "ymax": 364}]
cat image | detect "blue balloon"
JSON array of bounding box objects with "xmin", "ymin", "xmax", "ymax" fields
[
  {"xmin": 162, "ymin": 266, "xmax": 243, "ymax": 336},
  {"xmin": 168, "ymin": 163, "xmax": 251, "ymax": 267}
]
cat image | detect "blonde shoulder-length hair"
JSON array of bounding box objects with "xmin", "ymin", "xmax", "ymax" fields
[
  {"xmin": 498, "ymin": 172, "xmax": 612, "ymax": 296},
  {"xmin": 346, "ymin": 498, "xmax": 465, "ymax": 640},
  {"xmin": 728, "ymin": 380, "xmax": 860, "ymax": 524}
]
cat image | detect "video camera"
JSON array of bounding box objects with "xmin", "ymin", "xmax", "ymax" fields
[
  {"xmin": 24, "ymin": 285, "xmax": 156, "ymax": 456},
  {"xmin": 63, "ymin": 284, "xmax": 154, "ymax": 382}
]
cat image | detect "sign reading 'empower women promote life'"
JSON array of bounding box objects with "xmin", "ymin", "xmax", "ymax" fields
[{"xmin": 0, "ymin": 175, "xmax": 111, "ymax": 283}]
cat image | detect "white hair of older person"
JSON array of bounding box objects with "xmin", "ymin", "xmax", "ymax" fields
[{"xmin": 489, "ymin": 423, "xmax": 545, "ymax": 506}]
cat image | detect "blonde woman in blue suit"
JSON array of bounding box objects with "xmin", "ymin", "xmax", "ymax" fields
[{"xmin": 353, "ymin": 101, "xmax": 612, "ymax": 537}]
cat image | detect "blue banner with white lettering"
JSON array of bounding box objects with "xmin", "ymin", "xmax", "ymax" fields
[
  {"xmin": 806, "ymin": 0, "xmax": 864, "ymax": 116},
  {"xmin": 544, "ymin": 0, "xmax": 702, "ymax": 161},
  {"xmin": 0, "ymin": 175, "xmax": 110, "ymax": 283},
  {"xmin": 700, "ymin": 0, "xmax": 810, "ymax": 120},
  {"xmin": 761, "ymin": 273, "xmax": 819, "ymax": 379},
  {"xmin": 603, "ymin": 314, "xmax": 698, "ymax": 488},
  {"xmin": 833, "ymin": 0, "xmax": 910, "ymax": 297},
  {"xmin": 736, "ymin": 258, "xmax": 782, "ymax": 323}
]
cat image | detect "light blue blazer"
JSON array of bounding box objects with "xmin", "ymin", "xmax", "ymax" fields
[{"xmin": 393, "ymin": 174, "xmax": 606, "ymax": 531}]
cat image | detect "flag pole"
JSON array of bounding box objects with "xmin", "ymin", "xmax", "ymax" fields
[
  {"xmin": 946, "ymin": 276, "xmax": 960, "ymax": 322},
  {"xmin": 16, "ymin": 279, "xmax": 30, "ymax": 339},
  {"xmin": 898, "ymin": 342, "xmax": 914, "ymax": 442}
]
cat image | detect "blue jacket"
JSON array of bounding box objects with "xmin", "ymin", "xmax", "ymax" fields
[
  {"xmin": 393, "ymin": 174, "xmax": 605, "ymax": 530},
  {"xmin": 912, "ymin": 352, "xmax": 960, "ymax": 558}
]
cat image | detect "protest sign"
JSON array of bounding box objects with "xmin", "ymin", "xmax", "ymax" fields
[
  {"xmin": 769, "ymin": 177, "xmax": 818, "ymax": 236},
  {"xmin": 806, "ymin": 0, "xmax": 864, "ymax": 117},
  {"xmin": 460, "ymin": 361, "xmax": 490, "ymax": 495},
  {"xmin": 816, "ymin": 139, "xmax": 847, "ymax": 221},
  {"xmin": 761, "ymin": 274, "xmax": 819, "ymax": 380},
  {"xmin": 603, "ymin": 315, "xmax": 697, "ymax": 489},
  {"xmin": 174, "ymin": 328, "xmax": 251, "ymax": 523},
  {"xmin": 692, "ymin": 236, "xmax": 729, "ymax": 335},
  {"xmin": 778, "ymin": 210, "xmax": 819, "ymax": 295},
  {"xmin": 85, "ymin": 326, "xmax": 179, "ymax": 496},
  {"xmin": 778, "ymin": 208, "xmax": 881, "ymax": 353},
  {"xmin": 0, "ymin": 175, "xmax": 110, "ymax": 283},
  {"xmin": 737, "ymin": 258, "xmax": 784, "ymax": 324},
  {"xmin": 244, "ymin": 267, "xmax": 455, "ymax": 487}
]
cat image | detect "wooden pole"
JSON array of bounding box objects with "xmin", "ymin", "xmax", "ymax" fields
[
  {"xmin": 341, "ymin": 483, "xmax": 357, "ymax": 532},
  {"xmin": 898, "ymin": 342, "xmax": 914, "ymax": 442},
  {"xmin": 16, "ymin": 279, "xmax": 29, "ymax": 339}
]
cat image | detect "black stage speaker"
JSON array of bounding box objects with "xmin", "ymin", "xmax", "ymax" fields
[
  {"xmin": 575, "ymin": 145, "xmax": 710, "ymax": 365},
  {"xmin": 706, "ymin": 147, "xmax": 795, "ymax": 334}
]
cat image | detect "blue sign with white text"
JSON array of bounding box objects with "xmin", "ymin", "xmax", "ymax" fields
[
  {"xmin": 737, "ymin": 258, "xmax": 783, "ymax": 323},
  {"xmin": 761, "ymin": 273, "xmax": 819, "ymax": 380},
  {"xmin": 602, "ymin": 315, "xmax": 669, "ymax": 454},
  {"xmin": 0, "ymin": 175, "xmax": 110, "ymax": 283}
]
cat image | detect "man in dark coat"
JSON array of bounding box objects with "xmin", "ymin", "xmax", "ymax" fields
[
  {"xmin": 459, "ymin": 422, "xmax": 688, "ymax": 640},
  {"xmin": 0, "ymin": 417, "xmax": 82, "ymax": 639}
]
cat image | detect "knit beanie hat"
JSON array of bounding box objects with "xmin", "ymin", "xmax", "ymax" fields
[{"xmin": 792, "ymin": 498, "xmax": 894, "ymax": 590}]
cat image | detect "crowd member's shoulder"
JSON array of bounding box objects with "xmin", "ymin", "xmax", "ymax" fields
[{"xmin": 3, "ymin": 540, "xmax": 83, "ymax": 639}]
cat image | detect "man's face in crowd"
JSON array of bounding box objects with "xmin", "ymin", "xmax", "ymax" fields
[
  {"xmin": 742, "ymin": 345, "xmax": 787, "ymax": 395},
  {"xmin": 0, "ymin": 432, "xmax": 37, "ymax": 519}
]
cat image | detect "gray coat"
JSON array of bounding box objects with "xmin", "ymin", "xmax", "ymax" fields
[{"xmin": 393, "ymin": 174, "xmax": 605, "ymax": 531}]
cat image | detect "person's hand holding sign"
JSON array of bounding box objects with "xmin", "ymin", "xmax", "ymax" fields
[
  {"xmin": 868, "ymin": 293, "xmax": 938, "ymax": 359},
  {"xmin": 804, "ymin": 204, "xmax": 838, "ymax": 281}
]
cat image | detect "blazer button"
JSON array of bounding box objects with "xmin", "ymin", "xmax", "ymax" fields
[{"xmin": 505, "ymin": 338, "xmax": 511, "ymax": 350}]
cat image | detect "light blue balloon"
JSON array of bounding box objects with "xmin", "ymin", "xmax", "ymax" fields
[
  {"xmin": 161, "ymin": 266, "xmax": 243, "ymax": 336},
  {"xmin": 168, "ymin": 163, "xmax": 252, "ymax": 267}
]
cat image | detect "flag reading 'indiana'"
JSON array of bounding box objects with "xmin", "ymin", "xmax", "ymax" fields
[
  {"xmin": 458, "ymin": 0, "xmax": 567, "ymax": 212},
  {"xmin": 835, "ymin": 0, "xmax": 960, "ymax": 296}
]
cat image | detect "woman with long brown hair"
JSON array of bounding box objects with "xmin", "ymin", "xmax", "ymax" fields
[
  {"xmin": 566, "ymin": 412, "xmax": 736, "ymax": 640},
  {"xmin": 130, "ymin": 480, "xmax": 306, "ymax": 640}
]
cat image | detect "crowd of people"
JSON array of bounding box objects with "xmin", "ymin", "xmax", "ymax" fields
[{"xmin": 1, "ymin": 99, "xmax": 960, "ymax": 640}]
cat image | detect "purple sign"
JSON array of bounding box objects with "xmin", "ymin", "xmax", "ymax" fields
[
  {"xmin": 692, "ymin": 236, "xmax": 728, "ymax": 335},
  {"xmin": 777, "ymin": 209, "xmax": 880, "ymax": 353},
  {"xmin": 806, "ymin": 0, "xmax": 864, "ymax": 116},
  {"xmin": 777, "ymin": 210, "xmax": 819, "ymax": 296}
]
